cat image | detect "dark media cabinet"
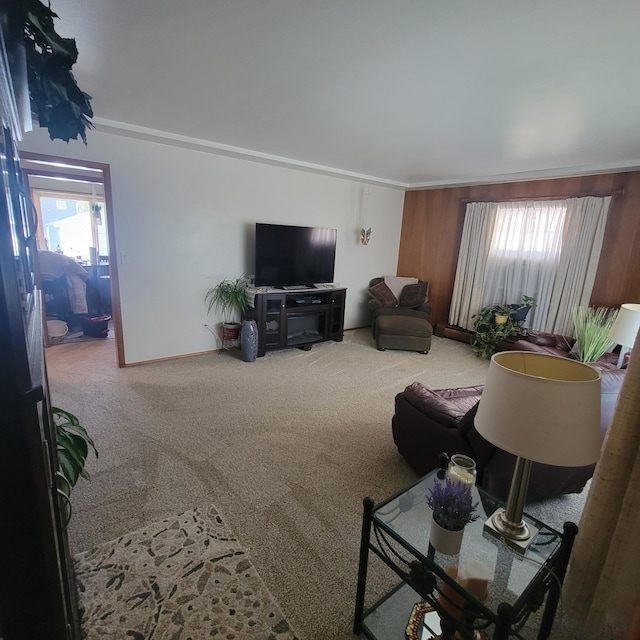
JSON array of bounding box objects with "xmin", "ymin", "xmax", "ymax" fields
[{"xmin": 245, "ymin": 287, "xmax": 346, "ymax": 356}]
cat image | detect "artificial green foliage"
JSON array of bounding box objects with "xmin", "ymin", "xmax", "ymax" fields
[
  {"xmin": 521, "ymin": 295, "xmax": 536, "ymax": 309},
  {"xmin": 205, "ymin": 277, "xmax": 248, "ymax": 324},
  {"xmin": 571, "ymin": 306, "xmax": 618, "ymax": 362},
  {"xmin": 471, "ymin": 304, "xmax": 519, "ymax": 358},
  {"xmin": 471, "ymin": 295, "xmax": 535, "ymax": 358},
  {"xmin": 52, "ymin": 407, "xmax": 98, "ymax": 489},
  {"xmin": 17, "ymin": 0, "xmax": 94, "ymax": 143}
]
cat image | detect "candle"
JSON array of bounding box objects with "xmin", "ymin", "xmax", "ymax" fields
[
  {"xmin": 460, "ymin": 559, "xmax": 491, "ymax": 602},
  {"xmin": 447, "ymin": 454, "xmax": 477, "ymax": 487}
]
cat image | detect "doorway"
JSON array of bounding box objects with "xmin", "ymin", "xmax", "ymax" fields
[{"xmin": 21, "ymin": 152, "xmax": 124, "ymax": 367}]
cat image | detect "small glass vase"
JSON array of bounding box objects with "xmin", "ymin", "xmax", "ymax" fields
[
  {"xmin": 447, "ymin": 454, "xmax": 477, "ymax": 487},
  {"xmin": 429, "ymin": 516, "xmax": 464, "ymax": 555}
]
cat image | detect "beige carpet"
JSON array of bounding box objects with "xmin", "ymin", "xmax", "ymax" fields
[{"xmin": 46, "ymin": 328, "xmax": 584, "ymax": 639}]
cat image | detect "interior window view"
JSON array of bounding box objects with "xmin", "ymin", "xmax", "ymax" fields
[{"xmin": 3, "ymin": 4, "xmax": 640, "ymax": 640}]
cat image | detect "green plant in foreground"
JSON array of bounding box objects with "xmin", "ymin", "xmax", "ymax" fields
[
  {"xmin": 52, "ymin": 407, "xmax": 98, "ymax": 489},
  {"xmin": 571, "ymin": 306, "xmax": 618, "ymax": 362},
  {"xmin": 16, "ymin": 0, "xmax": 94, "ymax": 143}
]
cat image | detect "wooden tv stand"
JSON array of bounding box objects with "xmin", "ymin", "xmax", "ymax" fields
[{"xmin": 245, "ymin": 287, "xmax": 346, "ymax": 357}]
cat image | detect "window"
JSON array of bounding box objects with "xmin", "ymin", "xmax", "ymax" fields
[
  {"xmin": 35, "ymin": 191, "xmax": 108, "ymax": 263},
  {"xmin": 449, "ymin": 196, "xmax": 611, "ymax": 335},
  {"xmin": 481, "ymin": 201, "xmax": 568, "ymax": 327},
  {"xmin": 490, "ymin": 203, "xmax": 565, "ymax": 255}
]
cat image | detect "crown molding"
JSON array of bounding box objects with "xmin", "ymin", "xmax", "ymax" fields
[
  {"xmin": 93, "ymin": 118, "xmax": 640, "ymax": 192},
  {"xmin": 93, "ymin": 117, "xmax": 408, "ymax": 190}
]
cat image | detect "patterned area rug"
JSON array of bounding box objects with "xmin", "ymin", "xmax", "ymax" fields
[{"xmin": 74, "ymin": 505, "xmax": 299, "ymax": 639}]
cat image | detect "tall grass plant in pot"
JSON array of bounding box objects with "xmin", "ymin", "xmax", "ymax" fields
[
  {"xmin": 204, "ymin": 277, "xmax": 249, "ymax": 342},
  {"xmin": 571, "ymin": 306, "xmax": 618, "ymax": 362}
]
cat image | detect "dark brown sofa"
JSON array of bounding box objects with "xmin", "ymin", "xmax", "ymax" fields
[
  {"xmin": 498, "ymin": 330, "xmax": 575, "ymax": 357},
  {"xmin": 497, "ymin": 330, "xmax": 621, "ymax": 366},
  {"xmin": 391, "ymin": 362, "xmax": 625, "ymax": 502}
]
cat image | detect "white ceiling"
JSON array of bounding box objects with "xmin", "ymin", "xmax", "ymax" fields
[{"xmin": 51, "ymin": 0, "xmax": 640, "ymax": 188}]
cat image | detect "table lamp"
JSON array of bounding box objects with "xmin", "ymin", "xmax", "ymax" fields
[
  {"xmin": 474, "ymin": 352, "xmax": 601, "ymax": 553},
  {"xmin": 608, "ymin": 303, "xmax": 640, "ymax": 368}
]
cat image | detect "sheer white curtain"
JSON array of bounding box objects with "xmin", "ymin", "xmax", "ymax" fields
[
  {"xmin": 545, "ymin": 196, "xmax": 611, "ymax": 335},
  {"xmin": 449, "ymin": 196, "xmax": 612, "ymax": 334},
  {"xmin": 481, "ymin": 201, "xmax": 565, "ymax": 331},
  {"xmin": 448, "ymin": 202, "xmax": 497, "ymax": 330}
]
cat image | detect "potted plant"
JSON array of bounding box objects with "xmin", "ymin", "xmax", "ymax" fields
[
  {"xmin": 509, "ymin": 295, "xmax": 536, "ymax": 326},
  {"xmin": 571, "ymin": 306, "xmax": 618, "ymax": 362},
  {"xmin": 52, "ymin": 407, "xmax": 98, "ymax": 509},
  {"xmin": 471, "ymin": 305, "xmax": 519, "ymax": 358},
  {"xmin": 471, "ymin": 295, "xmax": 536, "ymax": 358},
  {"xmin": 426, "ymin": 476, "xmax": 479, "ymax": 555},
  {"xmin": 492, "ymin": 303, "xmax": 515, "ymax": 326},
  {"xmin": 204, "ymin": 276, "xmax": 249, "ymax": 342}
]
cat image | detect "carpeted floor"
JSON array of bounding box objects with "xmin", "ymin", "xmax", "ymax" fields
[
  {"xmin": 46, "ymin": 328, "xmax": 588, "ymax": 639},
  {"xmin": 75, "ymin": 504, "xmax": 299, "ymax": 640}
]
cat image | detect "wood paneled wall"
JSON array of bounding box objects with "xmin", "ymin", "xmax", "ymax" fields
[{"xmin": 398, "ymin": 171, "xmax": 640, "ymax": 332}]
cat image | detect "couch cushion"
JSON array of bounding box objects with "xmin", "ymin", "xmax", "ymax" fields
[
  {"xmin": 377, "ymin": 316, "xmax": 433, "ymax": 338},
  {"xmin": 399, "ymin": 280, "xmax": 429, "ymax": 307},
  {"xmin": 383, "ymin": 275, "xmax": 418, "ymax": 300},
  {"xmin": 368, "ymin": 281, "xmax": 398, "ymax": 308}
]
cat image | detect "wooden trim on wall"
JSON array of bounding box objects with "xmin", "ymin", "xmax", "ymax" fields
[{"xmin": 398, "ymin": 171, "xmax": 640, "ymax": 332}]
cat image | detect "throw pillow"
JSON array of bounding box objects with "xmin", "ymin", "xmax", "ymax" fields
[
  {"xmin": 368, "ymin": 281, "xmax": 398, "ymax": 308},
  {"xmin": 399, "ymin": 280, "xmax": 429, "ymax": 307},
  {"xmin": 383, "ymin": 275, "xmax": 418, "ymax": 301}
]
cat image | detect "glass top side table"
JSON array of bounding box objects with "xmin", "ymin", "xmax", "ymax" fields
[{"xmin": 353, "ymin": 467, "xmax": 578, "ymax": 640}]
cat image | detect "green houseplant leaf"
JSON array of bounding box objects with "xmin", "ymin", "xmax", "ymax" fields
[
  {"xmin": 471, "ymin": 295, "xmax": 536, "ymax": 358},
  {"xmin": 204, "ymin": 277, "xmax": 248, "ymax": 324},
  {"xmin": 14, "ymin": 0, "xmax": 94, "ymax": 143},
  {"xmin": 471, "ymin": 304, "xmax": 519, "ymax": 358},
  {"xmin": 52, "ymin": 407, "xmax": 98, "ymax": 489},
  {"xmin": 571, "ymin": 306, "xmax": 618, "ymax": 362}
]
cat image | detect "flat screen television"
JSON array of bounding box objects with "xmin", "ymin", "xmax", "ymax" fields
[{"xmin": 254, "ymin": 223, "xmax": 337, "ymax": 289}]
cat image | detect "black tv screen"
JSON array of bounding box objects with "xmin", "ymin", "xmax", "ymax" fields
[{"xmin": 254, "ymin": 223, "xmax": 337, "ymax": 288}]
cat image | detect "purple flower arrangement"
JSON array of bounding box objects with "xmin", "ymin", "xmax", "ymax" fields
[{"xmin": 426, "ymin": 477, "xmax": 480, "ymax": 531}]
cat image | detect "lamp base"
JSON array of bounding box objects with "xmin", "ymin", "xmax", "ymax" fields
[{"xmin": 484, "ymin": 508, "xmax": 538, "ymax": 554}]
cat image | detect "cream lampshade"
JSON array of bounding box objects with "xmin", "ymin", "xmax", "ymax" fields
[
  {"xmin": 475, "ymin": 351, "xmax": 601, "ymax": 552},
  {"xmin": 608, "ymin": 303, "xmax": 640, "ymax": 368}
]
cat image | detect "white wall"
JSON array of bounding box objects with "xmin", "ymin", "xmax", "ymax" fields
[{"xmin": 20, "ymin": 127, "xmax": 405, "ymax": 364}]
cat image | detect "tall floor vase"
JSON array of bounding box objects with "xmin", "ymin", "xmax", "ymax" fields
[{"xmin": 241, "ymin": 320, "xmax": 258, "ymax": 362}]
